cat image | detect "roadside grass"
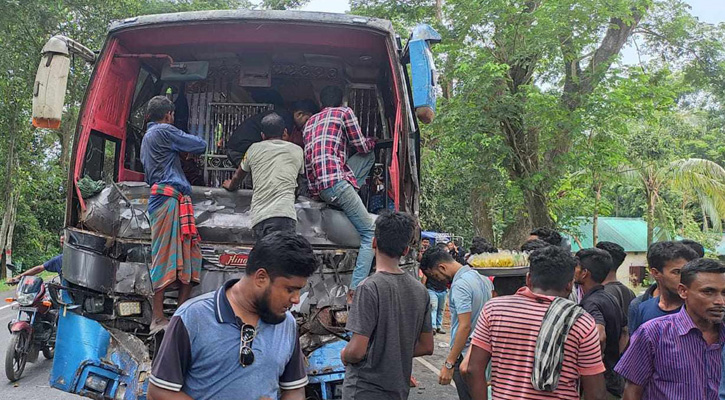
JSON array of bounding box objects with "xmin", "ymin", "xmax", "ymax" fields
[{"xmin": 0, "ymin": 271, "xmax": 59, "ymax": 293}]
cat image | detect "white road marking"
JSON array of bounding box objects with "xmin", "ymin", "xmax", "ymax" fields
[
  {"xmin": 414, "ymin": 356, "xmax": 457, "ymax": 389},
  {"xmin": 0, "ymin": 301, "xmax": 17, "ymax": 311}
]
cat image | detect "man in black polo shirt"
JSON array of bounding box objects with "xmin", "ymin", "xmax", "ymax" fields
[
  {"xmin": 148, "ymin": 232, "xmax": 318, "ymax": 400},
  {"xmin": 575, "ymin": 248, "xmax": 628, "ymax": 399}
]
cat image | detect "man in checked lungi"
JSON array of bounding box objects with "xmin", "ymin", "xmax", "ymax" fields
[{"xmin": 141, "ymin": 95, "xmax": 207, "ymax": 332}]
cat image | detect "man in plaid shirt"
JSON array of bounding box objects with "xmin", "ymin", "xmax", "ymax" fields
[{"xmin": 304, "ymin": 86, "xmax": 376, "ymax": 298}]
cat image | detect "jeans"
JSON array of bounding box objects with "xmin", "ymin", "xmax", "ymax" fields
[
  {"xmin": 453, "ymin": 356, "xmax": 472, "ymax": 400},
  {"xmin": 347, "ymin": 152, "xmax": 375, "ymax": 187},
  {"xmin": 253, "ymin": 217, "xmax": 296, "ymax": 240},
  {"xmin": 428, "ymin": 289, "xmax": 447, "ymax": 329},
  {"xmin": 320, "ymin": 180, "xmax": 375, "ymax": 289}
]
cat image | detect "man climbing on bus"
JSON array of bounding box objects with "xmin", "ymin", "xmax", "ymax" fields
[
  {"xmin": 141, "ymin": 95, "xmax": 207, "ymax": 332},
  {"xmin": 304, "ymin": 85, "xmax": 376, "ymax": 300}
]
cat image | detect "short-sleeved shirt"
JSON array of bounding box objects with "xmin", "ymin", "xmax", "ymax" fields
[
  {"xmin": 580, "ymin": 285, "xmax": 627, "ymax": 396},
  {"xmin": 615, "ymin": 307, "xmax": 724, "ymax": 400},
  {"xmin": 449, "ymin": 265, "xmax": 493, "ymax": 354},
  {"xmin": 604, "ymin": 281, "xmax": 636, "ymax": 316},
  {"xmin": 343, "ymin": 272, "xmax": 432, "ymax": 400},
  {"xmin": 43, "ymin": 255, "xmax": 63, "ymax": 274},
  {"xmin": 150, "ymin": 279, "xmax": 307, "ymax": 400},
  {"xmin": 226, "ymin": 110, "xmax": 295, "ymax": 166},
  {"xmin": 241, "ymin": 139, "xmax": 304, "ymax": 227},
  {"xmin": 303, "ymin": 107, "xmax": 375, "ymax": 196},
  {"xmin": 630, "ymin": 296, "xmax": 681, "ymax": 333},
  {"xmin": 471, "ymin": 287, "xmax": 605, "ymax": 399}
]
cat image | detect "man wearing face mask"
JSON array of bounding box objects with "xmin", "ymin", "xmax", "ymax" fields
[
  {"xmin": 148, "ymin": 232, "xmax": 318, "ymax": 400},
  {"xmin": 419, "ymin": 246, "xmax": 494, "ymax": 400}
]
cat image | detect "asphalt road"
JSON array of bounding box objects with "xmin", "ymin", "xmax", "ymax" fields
[{"xmin": 0, "ymin": 289, "xmax": 458, "ymax": 400}]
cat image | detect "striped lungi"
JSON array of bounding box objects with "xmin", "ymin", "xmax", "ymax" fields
[{"xmin": 149, "ymin": 184, "xmax": 202, "ymax": 292}]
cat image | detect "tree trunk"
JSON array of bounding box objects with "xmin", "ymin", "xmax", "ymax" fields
[
  {"xmin": 500, "ymin": 211, "xmax": 532, "ymax": 250},
  {"xmin": 593, "ymin": 181, "xmax": 602, "ymax": 245},
  {"xmin": 646, "ymin": 189, "xmax": 656, "ymax": 246},
  {"xmin": 680, "ymin": 195, "xmax": 687, "ymax": 236},
  {"xmin": 0, "ymin": 190, "xmax": 18, "ymax": 280},
  {"xmin": 0, "ymin": 112, "xmax": 18, "ymax": 279},
  {"xmin": 701, "ymin": 203, "xmax": 709, "ymax": 232},
  {"xmin": 470, "ymin": 188, "xmax": 495, "ymax": 244}
]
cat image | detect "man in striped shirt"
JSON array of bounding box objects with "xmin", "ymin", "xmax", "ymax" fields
[
  {"xmin": 615, "ymin": 258, "xmax": 725, "ymax": 400},
  {"xmin": 462, "ymin": 245, "xmax": 607, "ymax": 400}
]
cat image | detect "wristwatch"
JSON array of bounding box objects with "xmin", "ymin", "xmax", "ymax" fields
[{"xmin": 444, "ymin": 361, "xmax": 454, "ymax": 370}]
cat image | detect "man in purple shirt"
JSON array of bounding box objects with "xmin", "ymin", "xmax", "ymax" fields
[{"xmin": 615, "ymin": 258, "xmax": 725, "ymax": 400}]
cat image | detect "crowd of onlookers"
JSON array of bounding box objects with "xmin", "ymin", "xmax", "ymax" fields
[{"xmin": 411, "ymin": 227, "xmax": 724, "ymax": 400}]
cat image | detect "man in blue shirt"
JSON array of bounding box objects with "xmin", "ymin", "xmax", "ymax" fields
[
  {"xmin": 420, "ymin": 246, "xmax": 493, "ymax": 400},
  {"xmin": 140, "ymin": 96, "xmax": 207, "ymax": 331},
  {"xmin": 629, "ymin": 241, "xmax": 698, "ymax": 333},
  {"xmin": 148, "ymin": 231, "xmax": 317, "ymax": 400}
]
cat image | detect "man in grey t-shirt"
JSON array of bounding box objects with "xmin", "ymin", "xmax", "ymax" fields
[
  {"xmin": 341, "ymin": 212, "xmax": 434, "ymax": 400},
  {"xmin": 223, "ymin": 113, "xmax": 304, "ymax": 239}
]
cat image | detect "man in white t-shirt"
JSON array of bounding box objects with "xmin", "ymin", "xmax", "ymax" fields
[{"xmin": 223, "ymin": 112, "xmax": 304, "ymax": 239}]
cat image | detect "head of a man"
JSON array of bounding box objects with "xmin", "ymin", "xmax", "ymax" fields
[
  {"xmin": 373, "ymin": 211, "xmax": 416, "ymax": 259},
  {"xmin": 528, "ymin": 227, "xmax": 563, "ymax": 247},
  {"xmin": 447, "ymin": 241, "xmax": 456, "ymax": 252},
  {"xmin": 419, "ymin": 246, "xmax": 458, "ymax": 284},
  {"xmin": 574, "ymin": 248, "xmax": 613, "ymax": 287},
  {"xmin": 648, "ymin": 241, "xmax": 699, "ymax": 300},
  {"xmin": 291, "ymin": 100, "xmax": 319, "ymax": 129},
  {"xmin": 595, "ymin": 241, "xmax": 626, "ymax": 273},
  {"xmin": 244, "ymin": 232, "xmax": 317, "ymax": 324},
  {"xmin": 319, "ymin": 86, "xmax": 344, "ymax": 108},
  {"xmin": 679, "ymin": 258, "xmax": 725, "ymax": 326},
  {"xmin": 680, "ymin": 239, "xmax": 705, "ymax": 258},
  {"xmin": 421, "ymin": 238, "xmax": 431, "ymax": 249},
  {"xmin": 470, "ymin": 236, "xmax": 497, "ymax": 255},
  {"xmin": 520, "ymin": 238, "xmax": 551, "ymax": 253},
  {"xmin": 527, "ymin": 245, "xmax": 576, "ymax": 296},
  {"xmin": 260, "ymin": 113, "xmax": 289, "ymax": 141},
  {"xmin": 146, "ymin": 96, "xmax": 175, "ymax": 124}
]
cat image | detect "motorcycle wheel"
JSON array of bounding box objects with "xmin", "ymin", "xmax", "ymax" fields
[
  {"xmin": 5, "ymin": 331, "xmax": 29, "ymax": 382},
  {"xmin": 42, "ymin": 346, "xmax": 54, "ymax": 360}
]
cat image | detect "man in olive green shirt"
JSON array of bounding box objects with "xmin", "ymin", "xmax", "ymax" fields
[{"xmin": 223, "ymin": 113, "xmax": 304, "ymax": 239}]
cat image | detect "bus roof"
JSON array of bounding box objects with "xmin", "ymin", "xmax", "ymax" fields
[{"xmin": 109, "ymin": 9, "xmax": 397, "ymax": 37}]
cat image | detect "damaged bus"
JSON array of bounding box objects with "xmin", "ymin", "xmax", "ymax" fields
[{"xmin": 31, "ymin": 9, "xmax": 439, "ymax": 400}]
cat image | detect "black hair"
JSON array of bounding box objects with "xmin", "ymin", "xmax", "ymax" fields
[
  {"xmin": 595, "ymin": 241, "xmax": 626, "ymax": 271},
  {"xmin": 470, "ymin": 236, "xmax": 498, "ymax": 255},
  {"xmin": 375, "ymin": 211, "xmax": 416, "ymax": 258},
  {"xmin": 146, "ymin": 96, "xmax": 175, "ymax": 122},
  {"xmin": 291, "ymin": 99, "xmax": 319, "ymax": 115},
  {"xmin": 529, "ymin": 227, "xmax": 563, "ymax": 246},
  {"xmin": 681, "ymin": 258, "xmax": 725, "ymax": 287},
  {"xmin": 680, "ymin": 239, "xmax": 705, "ymax": 258},
  {"xmin": 246, "ymin": 231, "xmax": 318, "ymax": 279},
  {"xmin": 576, "ymin": 248, "xmax": 613, "ymax": 284},
  {"xmin": 421, "ymin": 238, "xmax": 430, "ymax": 242},
  {"xmin": 493, "ymin": 275, "xmax": 526, "ymax": 296},
  {"xmin": 647, "ymin": 241, "xmax": 699, "ymax": 272},
  {"xmin": 261, "ymin": 113, "xmax": 287, "ymax": 138},
  {"xmin": 521, "ymin": 239, "xmax": 551, "ymax": 253},
  {"xmin": 419, "ymin": 246, "xmax": 455, "ymax": 272},
  {"xmin": 320, "ymin": 86, "xmax": 344, "ymax": 108},
  {"xmin": 528, "ymin": 245, "xmax": 576, "ymax": 292}
]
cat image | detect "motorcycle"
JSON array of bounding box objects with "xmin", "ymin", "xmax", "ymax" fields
[{"xmin": 4, "ymin": 275, "xmax": 58, "ymax": 381}]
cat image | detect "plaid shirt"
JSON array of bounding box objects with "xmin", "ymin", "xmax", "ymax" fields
[{"xmin": 303, "ymin": 107, "xmax": 375, "ymax": 196}]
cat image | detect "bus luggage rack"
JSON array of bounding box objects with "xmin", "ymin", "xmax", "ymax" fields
[{"xmin": 203, "ymin": 103, "xmax": 273, "ymax": 187}]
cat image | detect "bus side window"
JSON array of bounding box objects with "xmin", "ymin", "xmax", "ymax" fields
[
  {"xmin": 125, "ymin": 67, "xmax": 160, "ymax": 173},
  {"xmin": 83, "ymin": 130, "xmax": 120, "ymax": 183}
]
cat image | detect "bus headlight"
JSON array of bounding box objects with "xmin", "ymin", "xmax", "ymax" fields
[
  {"xmin": 85, "ymin": 374, "xmax": 108, "ymax": 393},
  {"xmin": 116, "ymin": 301, "xmax": 141, "ymax": 317}
]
